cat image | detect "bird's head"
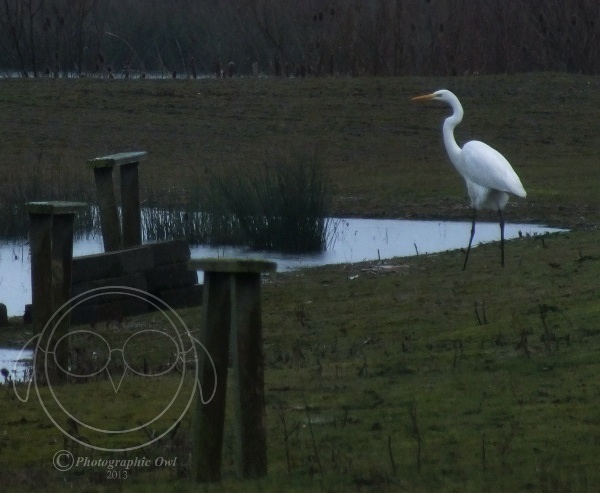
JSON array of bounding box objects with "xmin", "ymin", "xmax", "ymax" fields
[{"xmin": 411, "ymin": 89, "xmax": 456, "ymax": 104}]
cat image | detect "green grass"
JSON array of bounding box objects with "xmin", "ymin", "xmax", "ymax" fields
[
  {"xmin": 1, "ymin": 74, "xmax": 600, "ymax": 491},
  {"xmin": 3, "ymin": 230, "xmax": 600, "ymax": 491}
]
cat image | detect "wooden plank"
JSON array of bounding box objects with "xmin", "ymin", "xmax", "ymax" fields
[
  {"xmin": 230, "ymin": 272, "xmax": 267, "ymax": 479},
  {"xmin": 119, "ymin": 246, "xmax": 154, "ymax": 274},
  {"xmin": 72, "ymin": 251, "xmax": 124, "ymax": 284},
  {"xmin": 88, "ymin": 151, "xmax": 147, "ymax": 169},
  {"xmin": 71, "ymin": 246, "xmax": 154, "ymax": 284},
  {"xmin": 149, "ymin": 239, "xmax": 191, "ymax": 266},
  {"xmin": 29, "ymin": 213, "xmax": 53, "ymax": 339},
  {"xmin": 120, "ymin": 162, "xmax": 142, "ymax": 247},
  {"xmin": 192, "ymin": 272, "xmax": 232, "ymax": 483},
  {"xmin": 50, "ymin": 213, "xmax": 76, "ymax": 384},
  {"xmin": 145, "ymin": 263, "xmax": 198, "ymax": 292},
  {"xmin": 93, "ymin": 166, "xmax": 122, "ymax": 251},
  {"xmin": 26, "ymin": 201, "xmax": 87, "ymax": 215},
  {"xmin": 70, "ymin": 273, "xmax": 149, "ymax": 324},
  {"xmin": 71, "ymin": 272, "xmax": 149, "ymax": 301}
]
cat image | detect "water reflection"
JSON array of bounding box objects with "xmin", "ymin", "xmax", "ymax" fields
[
  {"xmin": 0, "ymin": 237, "xmax": 104, "ymax": 317},
  {"xmin": 0, "ymin": 348, "xmax": 33, "ymax": 382},
  {"xmin": 0, "ymin": 218, "xmax": 565, "ymax": 317},
  {"xmin": 191, "ymin": 218, "xmax": 565, "ymax": 271}
]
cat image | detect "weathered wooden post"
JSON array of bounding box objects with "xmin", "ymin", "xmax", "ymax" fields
[
  {"xmin": 27, "ymin": 201, "xmax": 86, "ymax": 384},
  {"xmin": 88, "ymin": 151, "xmax": 146, "ymax": 251},
  {"xmin": 89, "ymin": 157, "xmax": 122, "ymax": 252},
  {"xmin": 188, "ymin": 258, "xmax": 276, "ymax": 482}
]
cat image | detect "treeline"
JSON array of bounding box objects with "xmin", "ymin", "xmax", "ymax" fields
[{"xmin": 1, "ymin": 0, "xmax": 600, "ymax": 77}]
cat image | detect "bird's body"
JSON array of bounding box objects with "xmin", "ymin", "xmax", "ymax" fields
[
  {"xmin": 460, "ymin": 141, "xmax": 526, "ymax": 209},
  {"xmin": 412, "ymin": 89, "xmax": 526, "ymax": 269}
]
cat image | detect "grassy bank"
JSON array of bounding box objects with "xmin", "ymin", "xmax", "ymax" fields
[
  {"xmin": 2, "ymin": 228, "xmax": 600, "ymax": 491},
  {"xmin": 1, "ymin": 74, "xmax": 600, "ymax": 491}
]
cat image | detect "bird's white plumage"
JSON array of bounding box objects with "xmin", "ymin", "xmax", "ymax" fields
[
  {"xmin": 412, "ymin": 88, "xmax": 527, "ymax": 268},
  {"xmin": 461, "ymin": 140, "xmax": 526, "ymax": 209},
  {"xmin": 461, "ymin": 141, "xmax": 526, "ymax": 196},
  {"xmin": 425, "ymin": 89, "xmax": 527, "ymax": 208}
]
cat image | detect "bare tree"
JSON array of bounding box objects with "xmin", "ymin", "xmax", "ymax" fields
[
  {"xmin": 2, "ymin": 0, "xmax": 600, "ymax": 77},
  {"xmin": 1, "ymin": 0, "xmax": 30, "ymax": 75}
]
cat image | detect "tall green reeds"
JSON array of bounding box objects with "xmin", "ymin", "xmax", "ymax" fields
[
  {"xmin": 210, "ymin": 148, "xmax": 332, "ymax": 253},
  {"xmin": 142, "ymin": 148, "xmax": 332, "ymax": 253},
  {"xmin": 141, "ymin": 184, "xmax": 244, "ymax": 245},
  {"xmin": 1, "ymin": 148, "xmax": 332, "ymax": 254}
]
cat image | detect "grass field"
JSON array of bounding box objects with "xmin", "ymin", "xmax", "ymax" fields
[{"xmin": 1, "ymin": 74, "xmax": 600, "ymax": 491}]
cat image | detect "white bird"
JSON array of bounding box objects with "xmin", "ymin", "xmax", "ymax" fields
[{"xmin": 412, "ymin": 89, "xmax": 526, "ymax": 270}]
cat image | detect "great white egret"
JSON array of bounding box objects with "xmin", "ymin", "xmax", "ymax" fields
[{"xmin": 412, "ymin": 89, "xmax": 526, "ymax": 270}]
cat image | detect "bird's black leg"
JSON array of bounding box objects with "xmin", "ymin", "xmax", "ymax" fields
[
  {"xmin": 499, "ymin": 209, "xmax": 505, "ymax": 267},
  {"xmin": 463, "ymin": 208, "xmax": 477, "ymax": 271}
]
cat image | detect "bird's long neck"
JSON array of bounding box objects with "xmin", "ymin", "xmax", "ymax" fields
[{"xmin": 442, "ymin": 97, "xmax": 464, "ymax": 167}]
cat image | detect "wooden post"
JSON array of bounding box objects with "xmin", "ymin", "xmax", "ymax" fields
[
  {"xmin": 92, "ymin": 166, "xmax": 122, "ymax": 252},
  {"xmin": 191, "ymin": 270, "xmax": 232, "ymax": 483},
  {"xmin": 27, "ymin": 201, "xmax": 86, "ymax": 384},
  {"xmin": 50, "ymin": 213, "xmax": 76, "ymax": 380},
  {"xmin": 88, "ymin": 151, "xmax": 146, "ymax": 251},
  {"xmin": 230, "ymin": 272, "xmax": 268, "ymax": 478},
  {"xmin": 120, "ymin": 162, "xmax": 142, "ymax": 248},
  {"xmin": 29, "ymin": 211, "xmax": 53, "ymax": 336},
  {"xmin": 188, "ymin": 258, "xmax": 276, "ymax": 483}
]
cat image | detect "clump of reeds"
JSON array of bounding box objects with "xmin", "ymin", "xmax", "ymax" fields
[
  {"xmin": 141, "ymin": 148, "xmax": 332, "ymax": 253},
  {"xmin": 141, "ymin": 182, "xmax": 245, "ymax": 245},
  {"xmin": 209, "ymin": 147, "xmax": 332, "ymax": 253}
]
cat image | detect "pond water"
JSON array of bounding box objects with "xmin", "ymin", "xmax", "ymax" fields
[
  {"xmin": 0, "ymin": 218, "xmax": 566, "ymax": 318},
  {"xmin": 0, "ymin": 348, "xmax": 33, "ymax": 382}
]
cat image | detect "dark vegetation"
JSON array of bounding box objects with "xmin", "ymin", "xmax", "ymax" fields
[
  {"xmin": 2, "ymin": 0, "xmax": 600, "ymax": 78},
  {"xmin": 142, "ymin": 147, "xmax": 332, "ymax": 252},
  {"xmin": 0, "ymin": 147, "xmax": 332, "ymax": 253},
  {"xmin": 207, "ymin": 148, "xmax": 332, "ymax": 252}
]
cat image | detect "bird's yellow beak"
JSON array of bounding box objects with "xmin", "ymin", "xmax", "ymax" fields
[{"xmin": 411, "ymin": 93, "xmax": 435, "ymax": 102}]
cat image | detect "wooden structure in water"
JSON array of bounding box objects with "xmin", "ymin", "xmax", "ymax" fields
[
  {"xmin": 27, "ymin": 151, "xmax": 202, "ymax": 330},
  {"xmin": 189, "ymin": 258, "xmax": 276, "ymax": 482},
  {"xmin": 27, "ymin": 201, "xmax": 87, "ymax": 383},
  {"xmin": 27, "ymin": 153, "xmax": 276, "ymax": 481},
  {"xmin": 70, "ymin": 239, "xmax": 201, "ymax": 324},
  {"xmin": 88, "ymin": 151, "xmax": 146, "ymax": 251},
  {"xmin": 72, "ymin": 151, "xmax": 202, "ymax": 323}
]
